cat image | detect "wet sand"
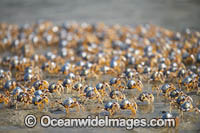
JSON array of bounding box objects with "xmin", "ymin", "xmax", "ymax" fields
[{"xmin": 0, "ymin": 80, "xmax": 200, "ymax": 133}]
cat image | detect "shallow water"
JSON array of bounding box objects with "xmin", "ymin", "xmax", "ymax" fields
[{"xmin": 0, "ymin": 0, "xmax": 200, "ymax": 31}]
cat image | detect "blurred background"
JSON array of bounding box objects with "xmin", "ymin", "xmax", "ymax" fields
[{"xmin": 0, "ymin": 0, "xmax": 200, "ymax": 31}]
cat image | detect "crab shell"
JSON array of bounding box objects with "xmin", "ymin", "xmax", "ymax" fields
[
  {"xmin": 110, "ymin": 60, "xmax": 118, "ymax": 68},
  {"xmin": 12, "ymin": 87, "xmax": 23, "ymax": 96},
  {"xmin": 96, "ymin": 83, "xmax": 104, "ymax": 90},
  {"xmin": 33, "ymin": 80, "xmax": 41, "ymax": 90},
  {"xmin": 120, "ymin": 99, "xmax": 132, "ymax": 109},
  {"xmin": 84, "ymin": 86, "xmax": 94, "ymax": 94},
  {"xmin": 17, "ymin": 92, "xmax": 27, "ymax": 102},
  {"xmin": 4, "ymin": 80, "xmax": 16, "ymax": 90},
  {"xmin": 76, "ymin": 61, "xmax": 85, "ymax": 67},
  {"xmin": 125, "ymin": 71, "xmax": 134, "ymax": 78},
  {"xmin": 127, "ymin": 80, "xmax": 136, "ymax": 89},
  {"xmin": 182, "ymin": 76, "xmax": 192, "ymax": 85},
  {"xmin": 105, "ymin": 101, "xmax": 113, "ymax": 110},
  {"xmin": 161, "ymin": 112, "xmax": 173, "ymax": 119},
  {"xmin": 109, "ymin": 78, "xmax": 118, "ymax": 85},
  {"xmin": 61, "ymin": 64, "xmax": 70, "ymax": 73},
  {"xmin": 74, "ymin": 83, "xmax": 83, "ymax": 90},
  {"xmin": 105, "ymin": 101, "xmax": 120, "ymax": 110},
  {"xmin": 32, "ymin": 95, "xmax": 42, "ymax": 105},
  {"xmin": 0, "ymin": 70, "xmax": 5, "ymax": 79},
  {"xmin": 84, "ymin": 62, "xmax": 93, "ymax": 69},
  {"xmin": 25, "ymin": 67, "xmax": 33, "ymax": 73},
  {"xmin": 80, "ymin": 69, "xmax": 90, "ymax": 76},
  {"xmin": 150, "ymin": 72, "xmax": 158, "ymax": 80},
  {"xmin": 176, "ymin": 95, "xmax": 192, "ymax": 105},
  {"xmin": 41, "ymin": 80, "xmax": 49, "ymax": 89},
  {"xmin": 66, "ymin": 73, "xmax": 76, "ymax": 79},
  {"xmin": 63, "ymin": 79, "xmax": 72, "ymax": 87},
  {"xmin": 62, "ymin": 97, "xmax": 75, "ymax": 107},
  {"xmin": 138, "ymin": 92, "xmax": 149, "ymax": 102},
  {"xmin": 24, "ymin": 72, "xmax": 33, "ymax": 81},
  {"xmin": 177, "ymin": 69, "xmax": 186, "ymax": 77},
  {"xmin": 86, "ymin": 90, "xmax": 97, "ymax": 98},
  {"xmin": 34, "ymin": 90, "xmax": 43, "ymax": 96},
  {"xmin": 48, "ymin": 83, "xmax": 57, "ymax": 93},
  {"xmin": 160, "ymin": 83, "xmax": 171, "ymax": 93},
  {"xmin": 100, "ymin": 66, "xmax": 110, "ymax": 73},
  {"xmin": 110, "ymin": 90, "xmax": 122, "ymax": 98},
  {"xmin": 143, "ymin": 67, "xmax": 151, "ymax": 74},
  {"xmin": 180, "ymin": 102, "xmax": 193, "ymax": 112},
  {"xmin": 169, "ymin": 89, "xmax": 181, "ymax": 98}
]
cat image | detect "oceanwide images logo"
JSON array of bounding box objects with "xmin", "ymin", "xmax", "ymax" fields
[{"xmin": 24, "ymin": 114, "xmax": 176, "ymax": 129}]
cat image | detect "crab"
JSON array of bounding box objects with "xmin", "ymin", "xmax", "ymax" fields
[
  {"xmin": 21, "ymin": 44, "xmax": 35, "ymax": 57},
  {"xmin": 104, "ymin": 101, "xmax": 120, "ymax": 116},
  {"xmin": 177, "ymin": 69, "xmax": 186, "ymax": 87},
  {"xmin": 24, "ymin": 72, "xmax": 41, "ymax": 83},
  {"xmin": 15, "ymin": 66, "xmax": 42, "ymax": 81},
  {"xmin": 15, "ymin": 92, "xmax": 33, "ymax": 109},
  {"xmin": 82, "ymin": 86, "xmax": 94, "ymax": 95},
  {"xmin": 181, "ymin": 75, "xmax": 198, "ymax": 92},
  {"xmin": 182, "ymin": 53, "xmax": 196, "ymax": 65},
  {"xmin": 95, "ymin": 82, "xmax": 109, "ymax": 97},
  {"xmin": 169, "ymin": 94, "xmax": 193, "ymax": 112},
  {"xmin": 169, "ymin": 89, "xmax": 184, "ymax": 100},
  {"xmin": 1, "ymin": 56, "xmax": 12, "ymax": 68},
  {"xmin": 48, "ymin": 81, "xmax": 64, "ymax": 96},
  {"xmin": 32, "ymin": 95, "xmax": 49, "ymax": 111},
  {"xmin": 109, "ymin": 90, "xmax": 126, "ymax": 101},
  {"xmin": 74, "ymin": 61, "xmax": 86, "ymax": 72},
  {"xmin": 3, "ymin": 80, "xmax": 17, "ymax": 91},
  {"xmin": 42, "ymin": 61, "xmax": 60, "ymax": 74},
  {"xmin": 120, "ymin": 99, "xmax": 137, "ymax": 116},
  {"xmin": 150, "ymin": 71, "xmax": 165, "ymax": 83},
  {"xmin": 34, "ymin": 90, "xmax": 44, "ymax": 96},
  {"xmin": 0, "ymin": 70, "xmax": 12, "ymax": 88},
  {"xmin": 60, "ymin": 63, "xmax": 71, "ymax": 75},
  {"xmin": 11, "ymin": 86, "xmax": 24, "ymax": 99},
  {"xmin": 179, "ymin": 101, "xmax": 200, "ymax": 117},
  {"xmin": 127, "ymin": 80, "xmax": 143, "ymax": 91},
  {"xmin": 161, "ymin": 111, "xmax": 173, "ymax": 119},
  {"xmin": 65, "ymin": 72, "xmax": 76, "ymax": 80},
  {"xmin": 65, "ymin": 72, "xmax": 82, "ymax": 82},
  {"xmin": 72, "ymin": 82, "xmax": 84, "ymax": 95},
  {"xmin": 153, "ymin": 83, "xmax": 176, "ymax": 97},
  {"xmin": 99, "ymin": 66, "xmax": 116, "ymax": 75},
  {"xmin": 84, "ymin": 88, "xmax": 103, "ymax": 104},
  {"xmin": 109, "ymin": 78, "xmax": 121, "ymax": 88},
  {"xmin": 0, "ymin": 93, "xmax": 10, "ymax": 106},
  {"xmin": 160, "ymin": 111, "xmax": 180, "ymax": 127},
  {"xmin": 31, "ymin": 54, "xmax": 47, "ymax": 64},
  {"xmin": 138, "ymin": 92, "xmax": 154, "ymax": 104},
  {"xmin": 109, "ymin": 57, "xmax": 125, "ymax": 73},
  {"xmin": 62, "ymin": 78, "xmax": 73, "ymax": 93},
  {"xmin": 15, "ymin": 58, "xmax": 35, "ymax": 72},
  {"xmin": 80, "ymin": 68, "xmax": 97, "ymax": 78},
  {"xmin": 176, "ymin": 95, "xmax": 193, "ymax": 106},
  {"xmin": 32, "ymin": 80, "xmax": 49, "ymax": 90},
  {"xmin": 125, "ymin": 71, "xmax": 135, "ymax": 80},
  {"xmin": 56, "ymin": 97, "xmax": 84, "ymax": 115}
]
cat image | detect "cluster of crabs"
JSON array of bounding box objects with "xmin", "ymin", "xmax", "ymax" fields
[{"xmin": 0, "ymin": 21, "xmax": 200, "ymax": 124}]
